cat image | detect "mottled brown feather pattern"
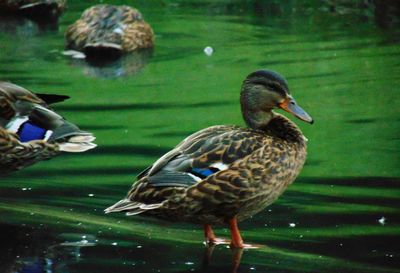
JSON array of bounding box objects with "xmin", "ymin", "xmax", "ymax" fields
[
  {"xmin": 0, "ymin": 127, "xmax": 60, "ymax": 173},
  {"xmin": 122, "ymin": 22, "xmax": 154, "ymax": 51},
  {"xmin": 65, "ymin": 4, "xmax": 154, "ymax": 53},
  {"xmin": 0, "ymin": 82, "xmax": 47, "ymax": 126},
  {"xmin": 123, "ymin": 114, "xmax": 306, "ymax": 224}
]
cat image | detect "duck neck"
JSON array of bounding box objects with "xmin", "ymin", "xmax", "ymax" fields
[
  {"xmin": 242, "ymin": 109, "xmax": 274, "ymax": 130},
  {"xmin": 245, "ymin": 111, "xmax": 306, "ymax": 144},
  {"xmin": 266, "ymin": 113, "xmax": 306, "ymax": 144}
]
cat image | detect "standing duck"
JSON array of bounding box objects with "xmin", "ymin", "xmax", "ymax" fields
[
  {"xmin": 0, "ymin": 82, "xmax": 96, "ymax": 173},
  {"xmin": 65, "ymin": 4, "xmax": 154, "ymax": 58},
  {"xmin": 0, "ymin": 0, "xmax": 66, "ymax": 19},
  {"xmin": 105, "ymin": 70, "xmax": 313, "ymax": 248}
]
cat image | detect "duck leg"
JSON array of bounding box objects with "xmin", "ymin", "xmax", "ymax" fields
[
  {"xmin": 229, "ymin": 217, "xmax": 259, "ymax": 249},
  {"xmin": 228, "ymin": 217, "xmax": 244, "ymax": 248},
  {"xmin": 203, "ymin": 224, "xmax": 230, "ymax": 245}
]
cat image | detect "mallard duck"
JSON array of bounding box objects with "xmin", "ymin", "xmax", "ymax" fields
[
  {"xmin": 0, "ymin": 0, "xmax": 66, "ymax": 18},
  {"xmin": 0, "ymin": 82, "xmax": 96, "ymax": 173},
  {"xmin": 105, "ymin": 70, "xmax": 313, "ymax": 248},
  {"xmin": 65, "ymin": 4, "xmax": 154, "ymax": 58}
]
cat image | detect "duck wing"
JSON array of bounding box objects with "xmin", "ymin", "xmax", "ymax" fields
[
  {"xmin": 105, "ymin": 125, "xmax": 268, "ymax": 214},
  {"xmin": 0, "ymin": 82, "xmax": 96, "ymax": 154},
  {"xmin": 0, "ymin": 81, "xmax": 67, "ymax": 125},
  {"xmin": 105, "ymin": 125, "xmax": 272, "ymax": 215},
  {"xmin": 0, "ymin": 127, "xmax": 59, "ymax": 173},
  {"xmin": 138, "ymin": 125, "xmax": 267, "ymax": 188},
  {"xmin": 0, "ymin": 81, "xmax": 47, "ymax": 125}
]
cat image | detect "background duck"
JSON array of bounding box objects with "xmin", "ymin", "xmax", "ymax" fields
[
  {"xmin": 65, "ymin": 4, "xmax": 154, "ymax": 59},
  {"xmin": 0, "ymin": 0, "xmax": 66, "ymax": 19},
  {"xmin": 0, "ymin": 82, "xmax": 96, "ymax": 173},
  {"xmin": 105, "ymin": 70, "xmax": 313, "ymax": 248}
]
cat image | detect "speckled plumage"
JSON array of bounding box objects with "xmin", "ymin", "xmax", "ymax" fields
[
  {"xmin": 126, "ymin": 121, "xmax": 306, "ymax": 224},
  {"xmin": 0, "ymin": 81, "xmax": 49, "ymax": 127},
  {"xmin": 65, "ymin": 4, "xmax": 154, "ymax": 54},
  {"xmin": 0, "ymin": 127, "xmax": 59, "ymax": 172},
  {"xmin": 0, "ymin": 82, "xmax": 96, "ymax": 173},
  {"xmin": 105, "ymin": 70, "xmax": 313, "ymax": 247}
]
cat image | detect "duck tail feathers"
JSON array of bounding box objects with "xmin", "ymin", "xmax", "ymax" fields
[
  {"xmin": 19, "ymin": 1, "xmax": 61, "ymax": 10},
  {"xmin": 49, "ymin": 123, "xmax": 96, "ymax": 153},
  {"xmin": 58, "ymin": 141, "xmax": 96, "ymax": 153},
  {"xmin": 35, "ymin": 93, "xmax": 70, "ymax": 105},
  {"xmin": 104, "ymin": 198, "xmax": 163, "ymax": 215}
]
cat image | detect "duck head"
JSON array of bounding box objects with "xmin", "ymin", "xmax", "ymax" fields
[{"xmin": 240, "ymin": 70, "xmax": 313, "ymax": 129}]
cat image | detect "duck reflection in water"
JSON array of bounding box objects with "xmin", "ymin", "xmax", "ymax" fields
[
  {"xmin": 0, "ymin": 14, "xmax": 60, "ymax": 37},
  {"xmin": 66, "ymin": 49, "xmax": 153, "ymax": 79},
  {"xmin": 7, "ymin": 236, "xmax": 96, "ymax": 273},
  {"xmin": 202, "ymin": 244, "xmax": 247, "ymax": 273}
]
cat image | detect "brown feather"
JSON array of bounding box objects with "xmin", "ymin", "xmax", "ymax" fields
[
  {"xmin": 0, "ymin": 127, "xmax": 60, "ymax": 173},
  {"xmin": 65, "ymin": 4, "xmax": 154, "ymax": 54}
]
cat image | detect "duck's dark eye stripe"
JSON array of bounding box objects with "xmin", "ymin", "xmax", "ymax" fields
[
  {"xmin": 251, "ymin": 80, "xmax": 269, "ymax": 87},
  {"xmin": 269, "ymin": 82, "xmax": 287, "ymax": 93},
  {"xmin": 252, "ymin": 80, "xmax": 286, "ymax": 96},
  {"xmin": 253, "ymin": 80, "xmax": 284, "ymax": 93}
]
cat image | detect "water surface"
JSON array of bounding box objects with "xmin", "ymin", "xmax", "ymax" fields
[{"xmin": 0, "ymin": 1, "xmax": 399, "ymax": 272}]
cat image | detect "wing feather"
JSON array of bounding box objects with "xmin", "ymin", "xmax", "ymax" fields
[{"xmin": 126, "ymin": 125, "xmax": 268, "ymax": 200}]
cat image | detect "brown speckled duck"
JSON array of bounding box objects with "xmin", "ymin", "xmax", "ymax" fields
[
  {"xmin": 65, "ymin": 4, "xmax": 154, "ymax": 58},
  {"xmin": 105, "ymin": 70, "xmax": 313, "ymax": 248},
  {"xmin": 0, "ymin": 0, "xmax": 66, "ymax": 18},
  {"xmin": 0, "ymin": 82, "xmax": 96, "ymax": 173}
]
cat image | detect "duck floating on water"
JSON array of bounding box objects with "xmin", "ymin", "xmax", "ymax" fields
[
  {"xmin": 0, "ymin": 82, "xmax": 96, "ymax": 173},
  {"xmin": 65, "ymin": 4, "xmax": 154, "ymax": 59},
  {"xmin": 105, "ymin": 70, "xmax": 313, "ymax": 248},
  {"xmin": 0, "ymin": 0, "xmax": 66, "ymax": 19}
]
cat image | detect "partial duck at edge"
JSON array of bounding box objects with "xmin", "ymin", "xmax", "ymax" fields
[
  {"xmin": 0, "ymin": 82, "xmax": 96, "ymax": 173},
  {"xmin": 0, "ymin": 0, "xmax": 66, "ymax": 20}
]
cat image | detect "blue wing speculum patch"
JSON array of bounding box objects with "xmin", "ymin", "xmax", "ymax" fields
[
  {"xmin": 189, "ymin": 167, "xmax": 220, "ymax": 179},
  {"xmin": 18, "ymin": 121, "xmax": 48, "ymax": 142},
  {"xmin": 6, "ymin": 117, "xmax": 52, "ymax": 142}
]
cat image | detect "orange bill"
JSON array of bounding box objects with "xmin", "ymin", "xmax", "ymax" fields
[{"xmin": 279, "ymin": 96, "xmax": 313, "ymax": 124}]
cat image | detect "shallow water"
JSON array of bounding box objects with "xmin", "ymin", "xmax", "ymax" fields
[{"xmin": 0, "ymin": 1, "xmax": 400, "ymax": 272}]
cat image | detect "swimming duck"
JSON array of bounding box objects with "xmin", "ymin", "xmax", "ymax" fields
[
  {"xmin": 0, "ymin": 82, "xmax": 96, "ymax": 173},
  {"xmin": 0, "ymin": 0, "xmax": 66, "ymax": 19},
  {"xmin": 65, "ymin": 4, "xmax": 154, "ymax": 58},
  {"xmin": 105, "ymin": 70, "xmax": 313, "ymax": 248}
]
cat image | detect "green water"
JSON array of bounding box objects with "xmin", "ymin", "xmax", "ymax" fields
[{"xmin": 0, "ymin": 1, "xmax": 399, "ymax": 272}]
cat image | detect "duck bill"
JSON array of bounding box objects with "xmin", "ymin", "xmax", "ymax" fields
[{"xmin": 279, "ymin": 96, "xmax": 313, "ymax": 124}]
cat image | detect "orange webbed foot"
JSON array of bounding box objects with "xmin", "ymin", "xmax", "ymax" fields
[
  {"xmin": 206, "ymin": 236, "xmax": 231, "ymax": 246},
  {"xmin": 204, "ymin": 224, "xmax": 230, "ymax": 246}
]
